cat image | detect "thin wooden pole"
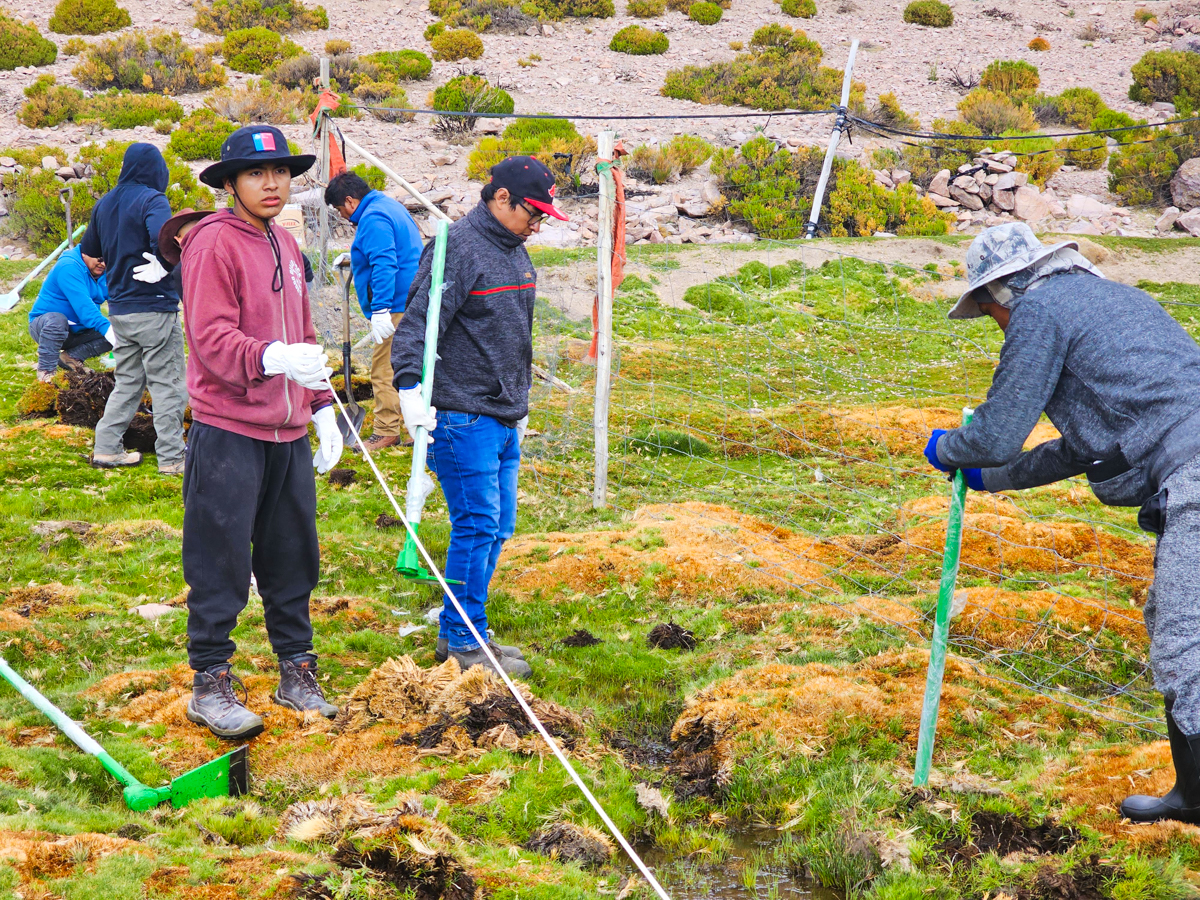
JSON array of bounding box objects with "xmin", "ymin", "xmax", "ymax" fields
[
  {"xmin": 592, "ymin": 130, "xmax": 617, "ymax": 510},
  {"xmin": 317, "ymin": 58, "xmax": 332, "ymax": 286},
  {"xmin": 806, "ymin": 38, "xmax": 859, "ymax": 239},
  {"xmin": 340, "ymin": 134, "xmax": 451, "ymax": 222}
]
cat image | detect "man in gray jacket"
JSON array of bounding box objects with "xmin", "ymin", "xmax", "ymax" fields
[
  {"xmin": 391, "ymin": 156, "xmax": 567, "ymax": 679},
  {"xmin": 925, "ymin": 222, "xmax": 1200, "ymax": 825}
]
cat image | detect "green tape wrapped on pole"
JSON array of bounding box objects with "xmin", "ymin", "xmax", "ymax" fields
[
  {"xmin": 913, "ymin": 407, "xmax": 974, "ymax": 787},
  {"xmin": 397, "ymin": 219, "xmax": 462, "ymax": 585},
  {"xmin": 0, "ymin": 655, "xmax": 247, "ymax": 810}
]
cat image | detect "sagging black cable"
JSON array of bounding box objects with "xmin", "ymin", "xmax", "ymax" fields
[
  {"xmin": 343, "ymin": 103, "xmax": 837, "ymax": 121},
  {"xmin": 848, "ymin": 110, "xmax": 1200, "ymax": 142}
]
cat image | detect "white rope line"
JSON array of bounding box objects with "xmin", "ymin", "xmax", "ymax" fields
[{"xmin": 322, "ymin": 379, "xmax": 673, "ymax": 900}]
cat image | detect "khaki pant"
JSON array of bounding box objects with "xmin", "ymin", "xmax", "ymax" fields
[{"xmin": 370, "ymin": 312, "xmax": 404, "ymax": 437}]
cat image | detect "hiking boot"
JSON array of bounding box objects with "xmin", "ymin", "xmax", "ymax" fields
[
  {"xmin": 158, "ymin": 460, "xmax": 185, "ymax": 476},
  {"xmin": 91, "ymin": 450, "xmax": 142, "ymax": 468},
  {"xmin": 274, "ymin": 653, "xmax": 338, "ymax": 719},
  {"xmin": 58, "ymin": 352, "xmax": 86, "ymax": 373},
  {"xmin": 436, "ymin": 632, "xmax": 525, "ymax": 663},
  {"xmin": 1122, "ymin": 703, "xmax": 1200, "ymax": 824},
  {"xmin": 362, "ymin": 434, "xmax": 402, "ymax": 451},
  {"xmin": 37, "ymin": 369, "xmax": 55, "ymax": 384},
  {"xmin": 449, "ymin": 644, "xmax": 532, "ymax": 680},
  {"xmin": 186, "ymin": 664, "xmax": 264, "ymax": 741}
]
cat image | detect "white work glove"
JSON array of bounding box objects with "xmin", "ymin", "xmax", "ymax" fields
[
  {"xmin": 311, "ymin": 406, "xmax": 343, "ymax": 474},
  {"xmin": 397, "ymin": 386, "xmax": 437, "ymax": 443},
  {"xmin": 103, "ymin": 325, "xmax": 118, "ymax": 350},
  {"xmin": 515, "ymin": 415, "xmax": 529, "ymax": 445},
  {"xmin": 131, "ymin": 252, "xmax": 169, "ymax": 284},
  {"xmin": 262, "ymin": 341, "xmax": 332, "ymax": 390},
  {"xmin": 369, "ymin": 311, "xmax": 397, "ymax": 344}
]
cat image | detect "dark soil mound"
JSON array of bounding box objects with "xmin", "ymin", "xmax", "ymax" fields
[
  {"xmin": 327, "ymin": 468, "xmax": 357, "ymax": 487},
  {"xmin": 1017, "ymin": 856, "xmax": 1115, "ymax": 900},
  {"xmin": 329, "ymin": 842, "xmax": 477, "ymax": 900},
  {"xmin": 648, "ymin": 622, "xmax": 697, "ymax": 651},
  {"xmin": 398, "ymin": 692, "xmax": 579, "ymax": 751},
  {"xmin": 562, "ymin": 628, "xmax": 602, "ymax": 647},
  {"xmin": 330, "ymin": 364, "xmax": 374, "ymax": 403},
  {"xmin": 524, "ymin": 822, "xmax": 613, "ymax": 867},
  {"xmin": 668, "ymin": 717, "xmax": 727, "ymax": 800},
  {"xmin": 941, "ymin": 811, "xmax": 1080, "ymax": 863},
  {"xmin": 55, "ymin": 369, "xmax": 161, "ymax": 453},
  {"xmin": 375, "ymin": 513, "xmax": 404, "ymax": 529}
]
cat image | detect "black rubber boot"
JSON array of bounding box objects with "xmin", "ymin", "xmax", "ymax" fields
[
  {"xmin": 186, "ymin": 664, "xmax": 264, "ymax": 741},
  {"xmin": 1121, "ymin": 703, "xmax": 1200, "ymax": 824},
  {"xmin": 274, "ymin": 653, "xmax": 338, "ymax": 719}
]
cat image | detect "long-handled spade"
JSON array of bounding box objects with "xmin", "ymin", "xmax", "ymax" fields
[
  {"xmin": 332, "ymin": 253, "xmax": 366, "ymax": 444},
  {"xmin": 395, "ymin": 220, "xmax": 462, "ymax": 586},
  {"xmin": 0, "ymin": 224, "xmax": 88, "ymax": 313},
  {"xmin": 0, "ymin": 655, "xmax": 248, "ymax": 811}
]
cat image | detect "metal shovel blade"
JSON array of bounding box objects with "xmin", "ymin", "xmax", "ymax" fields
[{"xmin": 338, "ymin": 400, "xmax": 366, "ymax": 445}]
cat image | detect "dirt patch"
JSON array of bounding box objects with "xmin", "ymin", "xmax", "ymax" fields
[
  {"xmin": 940, "ymin": 810, "xmax": 1079, "ymax": 862},
  {"xmin": 329, "ymin": 370, "xmax": 373, "ymax": 403},
  {"xmin": 1017, "ymin": 857, "xmax": 1116, "ymax": 900},
  {"xmin": 338, "ymin": 656, "xmax": 583, "ymax": 758},
  {"xmin": 327, "ymin": 468, "xmax": 357, "ymax": 487},
  {"xmin": 561, "ymin": 628, "xmax": 602, "ymax": 647},
  {"xmin": 82, "ymin": 519, "xmax": 181, "ymax": 548},
  {"xmin": 1, "ymin": 582, "xmax": 80, "ymax": 616},
  {"xmin": 278, "ymin": 793, "xmax": 431, "ymax": 844},
  {"xmin": 0, "ymin": 830, "xmax": 148, "ymax": 881},
  {"xmin": 829, "ymin": 406, "xmax": 1060, "ymax": 457},
  {"xmin": 309, "ymin": 595, "xmax": 379, "ymax": 626},
  {"xmin": 525, "ymin": 822, "xmax": 614, "ymax": 867},
  {"xmin": 376, "ymin": 513, "xmax": 404, "ymax": 529},
  {"xmin": 55, "ymin": 369, "xmax": 162, "ymax": 454},
  {"xmin": 647, "ymin": 622, "xmax": 698, "ymax": 651},
  {"xmin": 0, "ymin": 610, "xmax": 33, "ymax": 632}
]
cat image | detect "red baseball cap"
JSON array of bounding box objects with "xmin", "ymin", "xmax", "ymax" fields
[{"xmin": 490, "ymin": 155, "xmax": 568, "ymax": 221}]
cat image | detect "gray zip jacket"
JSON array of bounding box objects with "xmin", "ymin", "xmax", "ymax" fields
[
  {"xmin": 391, "ymin": 202, "xmax": 536, "ymax": 427},
  {"xmin": 936, "ymin": 273, "xmax": 1200, "ymax": 505}
]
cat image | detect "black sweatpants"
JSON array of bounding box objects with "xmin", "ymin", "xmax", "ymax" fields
[{"xmin": 182, "ymin": 421, "xmax": 319, "ymax": 671}]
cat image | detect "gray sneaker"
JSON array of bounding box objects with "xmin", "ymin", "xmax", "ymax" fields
[
  {"xmin": 274, "ymin": 654, "xmax": 338, "ymax": 719},
  {"xmin": 91, "ymin": 450, "xmax": 142, "ymax": 468},
  {"xmin": 436, "ymin": 633, "xmax": 525, "ymax": 663},
  {"xmin": 450, "ymin": 644, "xmax": 533, "ymax": 679},
  {"xmin": 186, "ymin": 664, "xmax": 264, "ymax": 741}
]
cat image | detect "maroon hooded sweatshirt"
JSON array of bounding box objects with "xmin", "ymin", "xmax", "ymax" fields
[{"xmin": 180, "ymin": 209, "xmax": 333, "ymax": 442}]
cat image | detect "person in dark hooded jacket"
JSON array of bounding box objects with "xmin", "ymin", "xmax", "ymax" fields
[{"xmin": 81, "ymin": 143, "xmax": 188, "ymax": 475}]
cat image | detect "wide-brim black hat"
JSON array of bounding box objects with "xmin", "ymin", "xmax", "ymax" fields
[{"xmin": 199, "ymin": 125, "xmax": 315, "ymax": 189}]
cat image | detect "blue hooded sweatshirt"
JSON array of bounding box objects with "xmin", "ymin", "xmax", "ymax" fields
[
  {"xmin": 79, "ymin": 143, "xmax": 179, "ymax": 316},
  {"xmin": 28, "ymin": 246, "xmax": 109, "ymax": 334},
  {"xmin": 348, "ymin": 190, "xmax": 423, "ymax": 317}
]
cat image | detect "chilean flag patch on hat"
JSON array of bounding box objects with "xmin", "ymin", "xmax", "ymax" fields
[{"xmin": 252, "ymin": 132, "xmax": 276, "ymax": 152}]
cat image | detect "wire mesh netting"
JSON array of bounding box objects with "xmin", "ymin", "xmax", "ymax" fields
[{"xmin": 521, "ymin": 225, "xmax": 1177, "ymax": 732}]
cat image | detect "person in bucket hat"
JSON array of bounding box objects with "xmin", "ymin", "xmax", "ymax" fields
[
  {"xmin": 924, "ymin": 222, "xmax": 1200, "ymax": 825},
  {"xmin": 177, "ymin": 125, "xmax": 341, "ymax": 741},
  {"xmin": 389, "ymin": 155, "xmax": 568, "ymax": 679}
]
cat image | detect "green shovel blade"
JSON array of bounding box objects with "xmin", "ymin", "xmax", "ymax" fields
[
  {"xmin": 166, "ymin": 745, "xmax": 249, "ymax": 809},
  {"xmin": 396, "ymin": 534, "xmax": 463, "ymax": 585}
]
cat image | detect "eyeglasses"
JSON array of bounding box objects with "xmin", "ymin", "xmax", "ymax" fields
[{"xmin": 520, "ymin": 202, "xmax": 546, "ymax": 225}]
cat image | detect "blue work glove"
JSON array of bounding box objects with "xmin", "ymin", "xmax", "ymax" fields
[
  {"xmin": 923, "ymin": 430, "xmax": 952, "ymax": 473},
  {"xmin": 962, "ymin": 468, "xmax": 986, "ymax": 492}
]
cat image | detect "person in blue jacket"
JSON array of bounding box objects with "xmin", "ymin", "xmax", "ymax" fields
[
  {"xmin": 325, "ymin": 171, "xmax": 422, "ymax": 451},
  {"xmin": 80, "ymin": 142, "xmax": 187, "ymax": 474},
  {"xmin": 28, "ymin": 246, "xmax": 114, "ymax": 382}
]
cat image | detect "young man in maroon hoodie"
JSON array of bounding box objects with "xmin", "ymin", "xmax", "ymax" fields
[{"xmin": 177, "ymin": 126, "xmax": 343, "ymax": 740}]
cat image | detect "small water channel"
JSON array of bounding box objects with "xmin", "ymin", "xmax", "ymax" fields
[{"xmin": 634, "ymin": 829, "xmax": 844, "ymax": 900}]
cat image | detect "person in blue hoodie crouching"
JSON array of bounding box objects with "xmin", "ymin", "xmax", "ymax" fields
[{"xmin": 28, "ymin": 246, "xmax": 114, "ymax": 382}]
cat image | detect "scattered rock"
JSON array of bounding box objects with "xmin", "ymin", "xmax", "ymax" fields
[
  {"xmin": 1014, "ymin": 185, "xmax": 1050, "ymax": 222},
  {"xmin": 647, "ymin": 621, "xmax": 697, "ymax": 651},
  {"xmin": 1064, "ymin": 194, "xmax": 1110, "ymax": 219},
  {"xmin": 1176, "ymin": 207, "xmax": 1200, "ymax": 237},
  {"xmin": 1172, "ymin": 158, "xmax": 1200, "ymax": 211},
  {"xmin": 41, "ymin": 155, "xmax": 57, "ymax": 171},
  {"xmin": 1156, "ymin": 206, "xmax": 1181, "ymax": 232},
  {"xmin": 928, "ymin": 169, "xmax": 951, "ymax": 196}
]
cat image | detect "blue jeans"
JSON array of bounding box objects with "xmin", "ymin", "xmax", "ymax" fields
[{"xmin": 427, "ymin": 411, "xmax": 520, "ymax": 652}]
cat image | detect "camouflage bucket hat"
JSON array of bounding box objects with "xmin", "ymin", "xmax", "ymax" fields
[{"xmin": 949, "ymin": 222, "xmax": 1078, "ymax": 320}]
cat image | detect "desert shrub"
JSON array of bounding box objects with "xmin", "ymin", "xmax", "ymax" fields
[
  {"xmin": 268, "ymin": 50, "xmax": 372, "ymax": 88},
  {"xmin": 430, "ymin": 28, "xmax": 484, "ymax": 60},
  {"xmin": 9, "ymin": 142, "xmax": 213, "ymax": 255},
  {"xmin": 610, "ymin": 24, "xmax": 668, "ymax": 53},
  {"xmin": 903, "ymin": 0, "xmax": 951, "ymax": 27},
  {"xmin": 430, "ymin": 74, "xmax": 513, "ymax": 132},
  {"xmin": 425, "ymin": 21, "xmax": 446, "ymax": 38},
  {"xmin": 1058, "ymin": 133, "xmax": 1107, "ymax": 170},
  {"xmin": 626, "ymin": 137, "xmax": 712, "ymax": 183},
  {"xmin": 466, "ymin": 116, "xmax": 594, "ymax": 189},
  {"xmin": 1028, "ymin": 36, "xmax": 1049, "ymax": 50},
  {"xmin": 194, "ymin": 0, "xmax": 329, "ymax": 34},
  {"xmin": 324, "ymin": 38, "xmax": 350, "ymax": 53},
  {"xmin": 49, "ymin": 0, "xmax": 131, "ymax": 34},
  {"xmin": 1134, "ymin": 7, "xmax": 1156, "ymax": 24},
  {"xmin": 979, "ymin": 59, "xmax": 1039, "ymax": 96},
  {"xmin": 689, "ymin": 1, "xmax": 721, "ymax": 23},
  {"xmin": 538, "ymin": 0, "xmax": 614, "ymax": 17},
  {"xmin": 364, "ymin": 87, "xmax": 414, "ymax": 122},
  {"xmin": 205, "ymin": 78, "xmax": 302, "ymax": 122},
  {"xmin": 665, "ymin": 134, "xmax": 713, "ymax": 172},
  {"xmin": 222, "ymin": 26, "xmax": 300, "ymax": 73},
  {"xmin": 351, "ymin": 163, "xmax": 386, "ymax": 191},
  {"xmin": 898, "ymin": 118, "xmax": 979, "ymax": 187},
  {"xmin": 994, "ymin": 133, "xmax": 1062, "ymax": 184},
  {"xmin": 1130, "ymin": 49, "xmax": 1200, "ymax": 113},
  {"xmin": 427, "ymin": 0, "xmax": 543, "ymax": 32},
  {"xmin": 666, "ymin": 0, "xmax": 690, "ymax": 9},
  {"xmin": 779, "ymin": 0, "xmax": 816, "ymax": 16},
  {"xmin": 0, "ymin": 146, "xmax": 68, "ymax": 170},
  {"xmin": 1108, "ymin": 122, "xmax": 1200, "ymax": 205},
  {"xmin": 958, "ymin": 88, "xmax": 1037, "ymax": 134},
  {"xmin": 1053, "ymin": 86, "xmax": 1106, "ymax": 128},
  {"xmin": 73, "ymin": 30, "xmax": 226, "ymax": 93},
  {"xmin": 363, "ymin": 49, "xmax": 432, "ymax": 80},
  {"xmin": 628, "ymin": 0, "xmax": 664, "ymax": 16},
  {"xmin": 662, "ymin": 25, "xmax": 861, "ymax": 111},
  {"xmin": 0, "ymin": 13, "xmax": 59, "ymax": 70},
  {"xmin": 1092, "ymin": 108, "xmax": 1150, "ymax": 144},
  {"xmin": 167, "ymin": 107, "xmax": 236, "ymax": 159},
  {"xmin": 62, "ymin": 37, "xmax": 89, "ymax": 54},
  {"xmin": 713, "ymin": 136, "xmax": 951, "ymax": 238},
  {"xmin": 868, "ymin": 91, "xmax": 919, "ymax": 129},
  {"xmin": 19, "ymin": 75, "xmax": 183, "ymax": 129}
]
